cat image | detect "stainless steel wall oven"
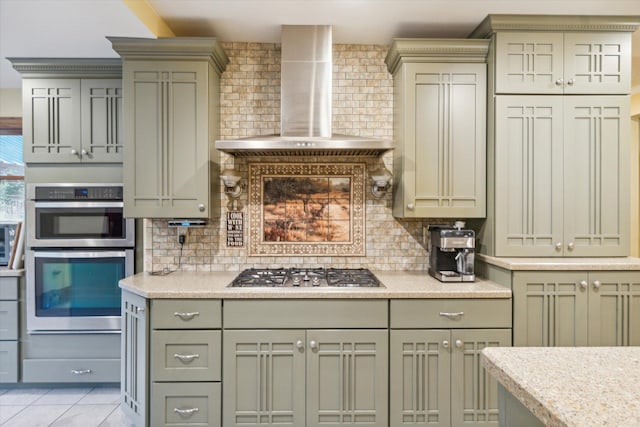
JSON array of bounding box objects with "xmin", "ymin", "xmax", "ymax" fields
[{"xmin": 26, "ymin": 183, "xmax": 134, "ymax": 333}]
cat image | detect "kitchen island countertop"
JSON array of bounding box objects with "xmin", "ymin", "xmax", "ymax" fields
[
  {"xmin": 477, "ymin": 254, "xmax": 640, "ymax": 271},
  {"xmin": 119, "ymin": 270, "xmax": 511, "ymax": 299},
  {"xmin": 481, "ymin": 346, "xmax": 640, "ymax": 427}
]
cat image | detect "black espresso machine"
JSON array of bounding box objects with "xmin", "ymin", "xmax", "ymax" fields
[{"xmin": 428, "ymin": 222, "xmax": 475, "ymax": 282}]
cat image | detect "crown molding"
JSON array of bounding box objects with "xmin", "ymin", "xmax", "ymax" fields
[
  {"xmin": 108, "ymin": 37, "xmax": 229, "ymax": 75},
  {"xmin": 470, "ymin": 14, "xmax": 640, "ymax": 39},
  {"xmin": 8, "ymin": 58, "xmax": 122, "ymax": 78},
  {"xmin": 385, "ymin": 39, "xmax": 490, "ymax": 74}
]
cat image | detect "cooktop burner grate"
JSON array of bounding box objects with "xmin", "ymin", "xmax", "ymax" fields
[{"xmin": 229, "ymin": 267, "xmax": 382, "ymax": 288}]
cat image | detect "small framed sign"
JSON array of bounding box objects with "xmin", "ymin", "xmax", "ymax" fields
[{"xmin": 226, "ymin": 211, "xmax": 244, "ymax": 247}]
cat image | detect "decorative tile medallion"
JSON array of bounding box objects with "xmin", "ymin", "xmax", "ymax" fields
[{"xmin": 249, "ymin": 163, "xmax": 366, "ymax": 256}]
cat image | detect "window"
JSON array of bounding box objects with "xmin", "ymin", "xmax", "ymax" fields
[{"xmin": 0, "ymin": 118, "xmax": 24, "ymax": 221}]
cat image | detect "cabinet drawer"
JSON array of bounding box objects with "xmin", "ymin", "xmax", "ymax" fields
[
  {"xmin": 0, "ymin": 277, "xmax": 19, "ymax": 300},
  {"xmin": 151, "ymin": 299, "xmax": 221, "ymax": 329},
  {"xmin": 22, "ymin": 358, "xmax": 120, "ymax": 383},
  {"xmin": 152, "ymin": 382, "xmax": 220, "ymax": 427},
  {"xmin": 151, "ymin": 330, "xmax": 221, "ymax": 381},
  {"xmin": 0, "ymin": 341, "xmax": 18, "ymax": 383},
  {"xmin": 0, "ymin": 301, "xmax": 18, "ymax": 340},
  {"xmin": 390, "ymin": 299, "xmax": 512, "ymax": 328},
  {"xmin": 224, "ymin": 299, "xmax": 388, "ymax": 328}
]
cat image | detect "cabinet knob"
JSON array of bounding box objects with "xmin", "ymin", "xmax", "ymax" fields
[
  {"xmin": 455, "ymin": 340, "xmax": 463, "ymax": 348},
  {"xmin": 593, "ymin": 280, "xmax": 601, "ymax": 289},
  {"xmin": 296, "ymin": 340, "xmax": 304, "ymax": 350},
  {"xmin": 198, "ymin": 204, "xmax": 205, "ymax": 212},
  {"xmin": 442, "ymin": 340, "xmax": 449, "ymax": 349},
  {"xmin": 70, "ymin": 149, "xmax": 79, "ymax": 156},
  {"xmin": 309, "ymin": 340, "xmax": 318, "ymax": 350},
  {"xmin": 579, "ymin": 280, "xmax": 588, "ymax": 289},
  {"xmin": 555, "ymin": 78, "xmax": 564, "ymax": 86},
  {"xmin": 555, "ymin": 242, "xmax": 562, "ymax": 251},
  {"xmin": 567, "ymin": 242, "xmax": 575, "ymax": 251},
  {"xmin": 567, "ymin": 78, "xmax": 575, "ymax": 86},
  {"xmin": 407, "ymin": 203, "xmax": 415, "ymax": 210}
]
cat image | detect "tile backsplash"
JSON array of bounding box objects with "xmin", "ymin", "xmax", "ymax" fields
[{"xmin": 145, "ymin": 42, "xmax": 444, "ymax": 272}]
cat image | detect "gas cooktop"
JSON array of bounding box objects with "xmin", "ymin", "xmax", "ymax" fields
[{"xmin": 229, "ymin": 268, "xmax": 383, "ymax": 288}]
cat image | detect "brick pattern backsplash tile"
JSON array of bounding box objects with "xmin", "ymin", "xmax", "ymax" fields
[{"xmin": 146, "ymin": 42, "xmax": 445, "ymax": 272}]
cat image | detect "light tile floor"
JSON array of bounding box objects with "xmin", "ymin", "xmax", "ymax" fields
[{"xmin": 0, "ymin": 386, "xmax": 135, "ymax": 426}]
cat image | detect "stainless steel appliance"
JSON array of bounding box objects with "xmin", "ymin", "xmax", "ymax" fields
[
  {"xmin": 26, "ymin": 183, "xmax": 134, "ymax": 247},
  {"xmin": 26, "ymin": 183, "xmax": 134, "ymax": 332},
  {"xmin": 428, "ymin": 223, "xmax": 475, "ymax": 282},
  {"xmin": 229, "ymin": 267, "xmax": 383, "ymax": 288},
  {"xmin": 0, "ymin": 221, "xmax": 18, "ymax": 266}
]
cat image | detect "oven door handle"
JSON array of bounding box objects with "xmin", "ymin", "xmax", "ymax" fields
[{"xmin": 31, "ymin": 201, "xmax": 124, "ymax": 209}]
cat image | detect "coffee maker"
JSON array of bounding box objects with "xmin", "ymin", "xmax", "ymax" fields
[{"xmin": 428, "ymin": 221, "xmax": 475, "ymax": 282}]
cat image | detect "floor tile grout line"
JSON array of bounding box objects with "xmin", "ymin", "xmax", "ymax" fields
[{"xmin": 0, "ymin": 404, "xmax": 28, "ymax": 426}]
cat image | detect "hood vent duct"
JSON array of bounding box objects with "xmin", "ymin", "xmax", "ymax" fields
[{"xmin": 215, "ymin": 25, "xmax": 392, "ymax": 157}]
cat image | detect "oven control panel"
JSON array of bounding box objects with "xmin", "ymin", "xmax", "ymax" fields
[{"xmin": 33, "ymin": 185, "xmax": 123, "ymax": 201}]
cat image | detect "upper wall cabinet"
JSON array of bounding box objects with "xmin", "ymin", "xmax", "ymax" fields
[
  {"xmin": 494, "ymin": 32, "xmax": 631, "ymax": 95},
  {"xmin": 471, "ymin": 14, "xmax": 640, "ymax": 257},
  {"xmin": 109, "ymin": 38, "xmax": 229, "ymax": 219},
  {"xmin": 10, "ymin": 59, "xmax": 123, "ymax": 163},
  {"xmin": 471, "ymin": 15, "xmax": 639, "ymax": 96},
  {"xmin": 385, "ymin": 39, "xmax": 489, "ymax": 219}
]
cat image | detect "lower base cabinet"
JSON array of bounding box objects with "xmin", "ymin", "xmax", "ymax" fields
[
  {"xmin": 390, "ymin": 329, "xmax": 512, "ymax": 427},
  {"xmin": 223, "ymin": 329, "xmax": 388, "ymax": 427},
  {"xmin": 151, "ymin": 382, "xmax": 221, "ymax": 427}
]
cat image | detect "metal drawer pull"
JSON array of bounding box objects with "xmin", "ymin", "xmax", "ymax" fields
[
  {"xmin": 174, "ymin": 353, "xmax": 200, "ymax": 362},
  {"xmin": 70, "ymin": 369, "xmax": 92, "ymax": 375},
  {"xmin": 174, "ymin": 311, "xmax": 200, "ymax": 320},
  {"xmin": 439, "ymin": 312, "xmax": 464, "ymax": 320},
  {"xmin": 174, "ymin": 407, "xmax": 199, "ymax": 416}
]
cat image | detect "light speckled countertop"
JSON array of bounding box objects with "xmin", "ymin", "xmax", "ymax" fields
[
  {"xmin": 477, "ymin": 254, "xmax": 640, "ymax": 271},
  {"xmin": 482, "ymin": 347, "xmax": 640, "ymax": 427},
  {"xmin": 0, "ymin": 268, "xmax": 23, "ymax": 277},
  {"xmin": 119, "ymin": 270, "xmax": 512, "ymax": 299}
]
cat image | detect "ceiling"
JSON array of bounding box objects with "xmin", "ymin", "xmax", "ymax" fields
[{"xmin": 1, "ymin": 0, "xmax": 640, "ymax": 90}]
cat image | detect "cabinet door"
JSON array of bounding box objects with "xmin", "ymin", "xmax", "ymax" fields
[
  {"xmin": 121, "ymin": 291, "xmax": 148, "ymax": 427},
  {"xmin": 123, "ymin": 61, "xmax": 211, "ymax": 218},
  {"xmin": 81, "ymin": 79, "xmax": 123, "ymax": 163},
  {"xmin": 22, "ymin": 78, "xmax": 81, "ymax": 163},
  {"xmin": 513, "ymin": 272, "xmax": 588, "ymax": 346},
  {"xmin": 450, "ymin": 329, "xmax": 511, "ymax": 427},
  {"xmin": 563, "ymin": 33, "xmax": 631, "ymax": 95},
  {"xmin": 223, "ymin": 330, "xmax": 305, "ymax": 427},
  {"xmin": 494, "ymin": 96, "xmax": 564, "ymax": 256},
  {"xmin": 307, "ymin": 330, "xmax": 388, "ymax": 427},
  {"xmin": 495, "ymin": 32, "xmax": 564, "ymax": 94},
  {"xmin": 403, "ymin": 63, "xmax": 486, "ymax": 218},
  {"xmin": 563, "ymin": 96, "xmax": 630, "ymax": 256},
  {"xmin": 587, "ymin": 272, "xmax": 640, "ymax": 346},
  {"xmin": 390, "ymin": 329, "xmax": 450, "ymax": 427}
]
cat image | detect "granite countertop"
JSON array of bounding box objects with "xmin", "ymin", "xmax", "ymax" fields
[
  {"xmin": 477, "ymin": 254, "xmax": 640, "ymax": 271},
  {"xmin": 481, "ymin": 347, "xmax": 640, "ymax": 427},
  {"xmin": 0, "ymin": 268, "xmax": 24, "ymax": 277},
  {"xmin": 119, "ymin": 270, "xmax": 512, "ymax": 299}
]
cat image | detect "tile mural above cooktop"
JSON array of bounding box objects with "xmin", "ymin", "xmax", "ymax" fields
[{"xmin": 249, "ymin": 163, "xmax": 365, "ymax": 256}]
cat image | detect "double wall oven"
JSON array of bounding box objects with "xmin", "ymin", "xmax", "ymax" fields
[{"xmin": 26, "ymin": 183, "xmax": 134, "ymax": 333}]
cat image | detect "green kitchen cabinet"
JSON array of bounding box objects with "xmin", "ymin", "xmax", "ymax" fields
[
  {"xmin": 223, "ymin": 329, "xmax": 388, "ymax": 427},
  {"xmin": 0, "ymin": 276, "xmax": 20, "ymax": 383},
  {"xmin": 10, "ymin": 59, "xmax": 123, "ymax": 163},
  {"xmin": 513, "ymin": 271, "xmax": 640, "ymax": 347},
  {"xmin": 493, "ymin": 30, "xmax": 632, "ymax": 95},
  {"xmin": 223, "ymin": 299, "xmax": 389, "ymax": 427},
  {"xmin": 390, "ymin": 300, "xmax": 512, "ymax": 427},
  {"xmin": 385, "ymin": 40, "xmax": 488, "ymax": 218},
  {"xmin": 121, "ymin": 291, "xmax": 148, "ymax": 427},
  {"xmin": 110, "ymin": 37, "xmax": 228, "ymax": 218},
  {"xmin": 492, "ymin": 95, "xmax": 629, "ymax": 257}
]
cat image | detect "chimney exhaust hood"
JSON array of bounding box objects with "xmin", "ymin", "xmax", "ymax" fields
[{"xmin": 215, "ymin": 25, "xmax": 393, "ymax": 157}]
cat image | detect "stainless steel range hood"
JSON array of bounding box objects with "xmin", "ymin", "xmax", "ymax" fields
[{"xmin": 215, "ymin": 25, "xmax": 393, "ymax": 157}]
